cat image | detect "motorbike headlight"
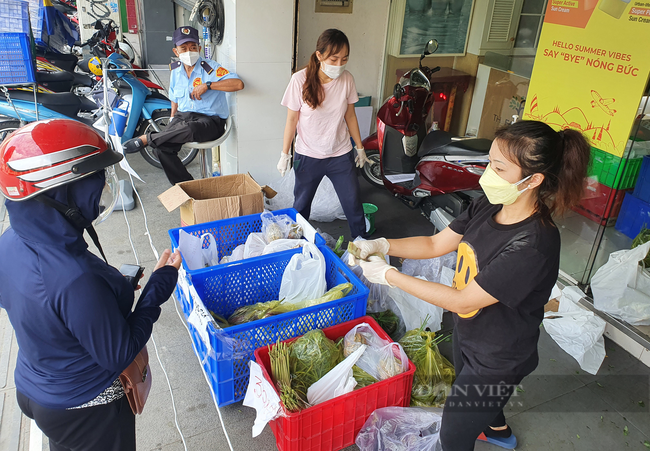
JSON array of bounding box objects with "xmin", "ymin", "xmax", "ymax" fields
[{"xmin": 94, "ymin": 166, "xmax": 120, "ymax": 226}]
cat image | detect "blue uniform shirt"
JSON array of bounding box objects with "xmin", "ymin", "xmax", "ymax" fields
[{"xmin": 168, "ymin": 56, "xmax": 239, "ymax": 119}]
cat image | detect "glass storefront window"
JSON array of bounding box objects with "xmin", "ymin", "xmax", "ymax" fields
[{"xmin": 514, "ymin": 0, "xmax": 547, "ymax": 50}]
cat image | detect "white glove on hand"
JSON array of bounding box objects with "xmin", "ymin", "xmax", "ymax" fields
[
  {"xmin": 358, "ymin": 255, "xmax": 398, "ymax": 287},
  {"xmin": 277, "ymin": 152, "xmax": 292, "ymax": 176},
  {"xmin": 355, "ymin": 148, "xmax": 371, "ymax": 168},
  {"xmin": 355, "ymin": 238, "xmax": 390, "ymax": 260}
]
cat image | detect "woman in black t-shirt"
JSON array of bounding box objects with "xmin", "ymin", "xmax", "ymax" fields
[{"xmin": 354, "ymin": 120, "xmax": 590, "ymax": 451}]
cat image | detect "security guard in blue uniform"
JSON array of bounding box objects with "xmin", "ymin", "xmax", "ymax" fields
[{"xmin": 123, "ymin": 26, "xmax": 244, "ymax": 185}]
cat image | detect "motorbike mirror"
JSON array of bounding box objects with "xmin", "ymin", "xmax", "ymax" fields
[
  {"xmin": 423, "ymin": 39, "xmax": 439, "ymax": 56},
  {"xmin": 393, "ymin": 83, "xmax": 404, "ymax": 101},
  {"xmin": 94, "ymin": 21, "xmax": 103, "ymax": 30}
]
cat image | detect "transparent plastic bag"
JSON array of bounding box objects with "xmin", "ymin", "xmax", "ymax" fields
[
  {"xmin": 355, "ymin": 407, "xmax": 443, "ymax": 451},
  {"xmin": 290, "ymin": 330, "xmax": 341, "ymax": 400},
  {"xmin": 279, "ymin": 243, "xmax": 327, "ymax": 304},
  {"xmin": 343, "ymin": 323, "xmax": 408, "ymax": 381},
  {"xmin": 401, "ymin": 253, "xmax": 457, "ymax": 285},
  {"xmin": 261, "ymin": 211, "xmax": 302, "ymax": 242},
  {"xmin": 399, "ymin": 328, "xmax": 454, "ymax": 407}
]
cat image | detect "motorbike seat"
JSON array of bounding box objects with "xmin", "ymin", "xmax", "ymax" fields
[
  {"xmin": 72, "ymin": 72, "xmax": 94, "ymax": 87},
  {"xmin": 35, "ymin": 71, "xmax": 74, "ymax": 92},
  {"xmin": 7, "ymin": 90, "xmax": 82, "ymax": 119},
  {"xmin": 418, "ymin": 130, "xmax": 492, "ymax": 157}
]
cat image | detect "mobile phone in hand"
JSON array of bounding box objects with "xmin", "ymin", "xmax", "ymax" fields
[{"xmin": 120, "ymin": 264, "xmax": 145, "ymax": 290}]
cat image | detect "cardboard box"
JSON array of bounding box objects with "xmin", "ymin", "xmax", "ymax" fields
[{"xmin": 158, "ymin": 174, "xmax": 267, "ymax": 226}]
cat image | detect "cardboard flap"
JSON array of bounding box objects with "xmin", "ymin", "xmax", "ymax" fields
[
  {"xmin": 261, "ymin": 185, "xmax": 277, "ymax": 199},
  {"xmin": 158, "ymin": 185, "xmax": 193, "ymax": 212}
]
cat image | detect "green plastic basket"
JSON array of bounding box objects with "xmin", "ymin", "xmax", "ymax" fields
[{"xmin": 588, "ymin": 147, "xmax": 642, "ymax": 190}]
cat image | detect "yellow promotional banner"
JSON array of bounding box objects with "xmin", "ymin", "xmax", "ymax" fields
[{"xmin": 524, "ymin": 0, "xmax": 650, "ymax": 157}]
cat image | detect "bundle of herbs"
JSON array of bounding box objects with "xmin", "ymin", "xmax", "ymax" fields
[
  {"xmin": 368, "ymin": 310, "xmax": 401, "ymax": 340},
  {"xmin": 226, "ymin": 283, "xmax": 353, "ymax": 326},
  {"xmin": 289, "ymin": 330, "xmax": 341, "ymax": 401},
  {"xmin": 352, "ymin": 365, "xmax": 377, "ymax": 389},
  {"xmin": 399, "ymin": 323, "xmax": 455, "ymax": 407},
  {"xmin": 268, "ymin": 340, "xmax": 306, "ymax": 412}
]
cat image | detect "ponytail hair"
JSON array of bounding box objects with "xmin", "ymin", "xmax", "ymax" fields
[
  {"xmin": 494, "ymin": 120, "xmax": 590, "ymax": 218},
  {"xmin": 303, "ymin": 29, "xmax": 349, "ymax": 109}
]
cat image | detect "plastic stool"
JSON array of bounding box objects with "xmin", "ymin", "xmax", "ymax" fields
[{"xmin": 180, "ymin": 116, "xmax": 232, "ymax": 178}]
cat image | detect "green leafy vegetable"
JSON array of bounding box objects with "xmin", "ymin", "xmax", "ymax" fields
[{"xmin": 290, "ymin": 330, "xmax": 340, "ymax": 401}]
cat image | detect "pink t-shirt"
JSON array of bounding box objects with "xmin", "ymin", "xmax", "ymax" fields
[{"xmin": 281, "ymin": 68, "xmax": 359, "ymax": 159}]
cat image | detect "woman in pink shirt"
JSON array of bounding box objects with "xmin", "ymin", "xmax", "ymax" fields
[{"xmin": 278, "ymin": 29, "xmax": 369, "ymax": 238}]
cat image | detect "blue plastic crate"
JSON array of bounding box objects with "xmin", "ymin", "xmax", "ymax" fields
[
  {"xmin": 175, "ymin": 244, "xmax": 369, "ymax": 407},
  {"xmin": 169, "ymin": 208, "xmax": 326, "ymax": 278},
  {"xmin": 615, "ymin": 192, "xmax": 650, "ymax": 239},
  {"xmin": 0, "ymin": 0, "xmax": 30, "ymax": 34},
  {"xmin": 633, "ymin": 155, "xmax": 650, "ymax": 204},
  {"xmin": 0, "ymin": 33, "xmax": 35, "ymax": 84}
]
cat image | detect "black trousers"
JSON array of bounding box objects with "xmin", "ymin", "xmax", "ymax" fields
[
  {"xmin": 17, "ymin": 390, "xmax": 135, "ymax": 451},
  {"xmin": 293, "ymin": 151, "xmax": 366, "ymax": 239},
  {"xmin": 439, "ymin": 334, "xmax": 524, "ymax": 451},
  {"xmin": 147, "ymin": 111, "xmax": 225, "ymax": 185}
]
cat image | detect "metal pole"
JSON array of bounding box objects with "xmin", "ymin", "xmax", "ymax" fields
[{"xmin": 199, "ymin": 148, "xmax": 212, "ymax": 179}]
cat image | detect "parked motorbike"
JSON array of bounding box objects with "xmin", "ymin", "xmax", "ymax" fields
[
  {"xmin": 361, "ymin": 39, "xmax": 492, "ymax": 230},
  {"xmin": 0, "ymin": 53, "xmax": 196, "ymax": 168}
]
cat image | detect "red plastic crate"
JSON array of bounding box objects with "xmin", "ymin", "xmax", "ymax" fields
[
  {"xmin": 254, "ymin": 316, "xmax": 416, "ymax": 451},
  {"xmin": 572, "ymin": 178, "xmax": 631, "ymax": 226}
]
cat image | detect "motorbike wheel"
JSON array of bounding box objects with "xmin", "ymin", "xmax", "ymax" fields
[
  {"xmin": 361, "ymin": 149, "xmax": 384, "ymax": 188},
  {"xmin": 136, "ymin": 111, "xmax": 198, "ymax": 169},
  {"xmin": 0, "ymin": 120, "xmax": 21, "ymax": 145}
]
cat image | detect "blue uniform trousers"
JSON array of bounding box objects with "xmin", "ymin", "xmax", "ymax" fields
[{"xmin": 293, "ymin": 151, "xmax": 366, "ymax": 239}]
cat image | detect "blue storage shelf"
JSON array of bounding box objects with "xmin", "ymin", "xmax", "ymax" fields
[
  {"xmin": 0, "ymin": 32, "xmax": 35, "ymax": 84},
  {"xmin": 169, "ymin": 208, "xmax": 325, "ymax": 278},
  {"xmin": 175, "ymin": 244, "xmax": 369, "ymax": 407},
  {"xmin": 615, "ymin": 192, "xmax": 650, "ymax": 239},
  {"xmin": 0, "ymin": 1, "xmax": 31, "ymax": 34}
]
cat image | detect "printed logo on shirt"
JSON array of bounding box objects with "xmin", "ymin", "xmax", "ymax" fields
[
  {"xmin": 453, "ymin": 242, "xmax": 481, "ymax": 319},
  {"xmin": 192, "ymin": 77, "xmax": 202, "ymax": 88},
  {"xmin": 216, "ymin": 67, "xmax": 229, "ymax": 77}
]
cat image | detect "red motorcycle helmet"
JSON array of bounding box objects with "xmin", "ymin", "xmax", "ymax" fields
[{"xmin": 0, "ymin": 119, "xmax": 123, "ymax": 201}]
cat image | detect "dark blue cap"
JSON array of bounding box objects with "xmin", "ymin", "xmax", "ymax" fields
[{"xmin": 173, "ymin": 26, "xmax": 200, "ymax": 46}]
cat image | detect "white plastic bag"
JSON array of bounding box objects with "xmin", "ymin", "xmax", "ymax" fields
[
  {"xmin": 200, "ymin": 233, "xmax": 219, "ymax": 267},
  {"xmin": 221, "ymin": 244, "xmax": 245, "ymax": 264},
  {"xmin": 543, "ymin": 286, "xmax": 606, "ymax": 375},
  {"xmin": 265, "ymin": 169, "xmax": 346, "ymax": 222},
  {"xmin": 592, "ymin": 241, "xmax": 650, "ymax": 325},
  {"xmin": 279, "ymin": 243, "xmax": 327, "ymax": 304},
  {"xmin": 307, "ymin": 344, "xmax": 366, "ymax": 406},
  {"xmin": 262, "ymin": 239, "xmax": 305, "ymax": 255},
  {"xmin": 178, "ymin": 230, "xmax": 219, "ymax": 270},
  {"xmin": 388, "ymin": 282, "xmax": 444, "ymax": 333},
  {"xmin": 243, "ymin": 232, "xmax": 267, "ymax": 260},
  {"xmin": 178, "ymin": 230, "xmax": 203, "ymax": 270},
  {"xmin": 343, "ymin": 323, "xmax": 408, "ymax": 381},
  {"xmin": 356, "ymin": 406, "xmax": 443, "ymax": 451}
]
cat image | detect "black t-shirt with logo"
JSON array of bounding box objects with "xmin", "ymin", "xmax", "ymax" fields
[{"xmin": 448, "ymin": 196, "xmax": 560, "ymax": 377}]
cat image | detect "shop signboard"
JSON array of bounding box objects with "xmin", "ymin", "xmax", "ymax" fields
[{"xmin": 524, "ymin": 0, "xmax": 650, "ymax": 157}]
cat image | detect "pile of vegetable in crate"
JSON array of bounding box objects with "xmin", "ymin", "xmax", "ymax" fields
[
  {"xmin": 174, "ymin": 237, "xmax": 368, "ymax": 406},
  {"xmin": 249, "ymin": 317, "xmax": 416, "ymax": 451}
]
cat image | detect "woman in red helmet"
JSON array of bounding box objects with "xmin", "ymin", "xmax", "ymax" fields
[{"xmin": 0, "ymin": 120, "xmax": 182, "ymax": 451}]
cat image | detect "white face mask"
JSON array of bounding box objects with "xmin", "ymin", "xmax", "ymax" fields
[
  {"xmin": 320, "ymin": 61, "xmax": 346, "ymax": 79},
  {"xmin": 179, "ymin": 51, "xmax": 200, "ymax": 66}
]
